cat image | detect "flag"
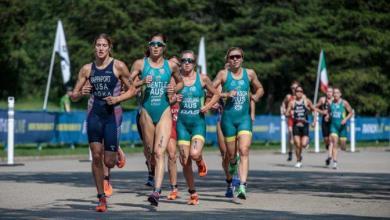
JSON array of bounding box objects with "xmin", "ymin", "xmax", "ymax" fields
[
  {"xmin": 197, "ymin": 37, "xmax": 207, "ymax": 75},
  {"xmin": 54, "ymin": 20, "xmax": 70, "ymax": 84},
  {"xmin": 319, "ymin": 50, "xmax": 328, "ymax": 93}
]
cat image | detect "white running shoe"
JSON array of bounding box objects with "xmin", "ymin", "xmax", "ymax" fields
[
  {"xmin": 294, "ymin": 162, "xmax": 302, "ymax": 168},
  {"xmin": 332, "ymin": 162, "xmax": 337, "ymax": 169}
]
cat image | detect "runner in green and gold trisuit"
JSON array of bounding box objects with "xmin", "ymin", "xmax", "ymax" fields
[
  {"xmin": 176, "ymin": 50, "xmax": 220, "ymax": 205},
  {"xmin": 213, "ymin": 47, "xmax": 264, "ymax": 200},
  {"xmin": 328, "ymin": 87, "xmax": 353, "ymax": 169}
]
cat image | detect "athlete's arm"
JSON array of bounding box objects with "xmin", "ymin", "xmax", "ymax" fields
[
  {"xmin": 213, "ymin": 69, "xmax": 235, "ymax": 98},
  {"xmin": 306, "ymin": 99, "xmax": 318, "ymax": 126},
  {"xmin": 281, "ymin": 94, "xmax": 291, "ymax": 116},
  {"xmin": 130, "ymin": 59, "xmax": 149, "ymax": 87},
  {"xmin": 286, "ymin": 101, "xmax": 293, "ymax": 117},
  {"xmin": 71, "ymin": 64, "xmax": 91, "ymax": 102},
  {"xmin": 168, "ymin": 77, "xmax": 177, "ymax": 104},
  {"xmin": 170, "ymin": 61, "xmax": 184, "ymax": 93},
  {"xmin": 200, "ymin": 74, "xmax": 221, "ymax": 113},
  {"xmin": 104, "ymin": 60, "xmax": 138, "ymax": 105},
  {"xmin": 248, "ymin": 69, "xmax": 264, "ymax": 102},
  {"xmin": 342, "ymin": 100, "xmax": 353, "ymax": 125},
  {"xmin": 250, "ymin": 99, "xmax": 256, "ymax": 121}
]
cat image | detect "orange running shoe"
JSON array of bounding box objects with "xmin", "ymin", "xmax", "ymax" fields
[
  {"xmin": 95, "ymin": 197, "xmax": 107, "ymax": 212},
  {"xmin": 197, "ymin": 159, "xmax": 208, "ymax": 177},
  {"xmin": 104, "ymin": 180, "xmax": 113, "ymax": 197},
  {"xmin": 167, "ymin": 189, "xmax": 179, "ymax": 200},
  {"xmin": 187, "ymin": 193, "xmax": 199, "ymax": 205},
  {"xmin": 116, "ymin": 147, "xmax": 126, "ymax": 168}
]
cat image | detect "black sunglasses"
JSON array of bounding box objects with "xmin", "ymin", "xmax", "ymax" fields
[
  {"xmin": 229, "ymin": 55, "xmax": 242, "ymax": 60},
  {"xmin": 181, "ymin": 58, "xmax": 194, "ymax": 64},
  {"xmin": 296, "ymin": 90, "xmax": 303, "ymax": 93},
  {"xmin": 148, "ymin": 41, "xmax": 165, "ymax": 47}
]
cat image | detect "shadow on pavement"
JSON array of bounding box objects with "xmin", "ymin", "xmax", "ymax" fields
[
  {"xmin": 1, "ymin": 168, "xmax": 389, "ymax": 219},
  {"xmin": 0, "ymin": 207, "xmax": 385, "ymax": 220}
]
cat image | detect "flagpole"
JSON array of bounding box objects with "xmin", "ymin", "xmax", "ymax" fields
[
  {"xmin": 43, "ymin": 22, "xmax": 59, "ymax": 110},
  {"xmin": 313, "ymin": 49, "xmax": 323, "ymax": 153},
  {"xmin": 313, "ymin": 49, "xmax": 323, "ymax": 105}
]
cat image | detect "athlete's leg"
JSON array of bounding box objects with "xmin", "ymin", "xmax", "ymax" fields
[
  {"xmin": 294, "ymin": 136, "xmax": 302, "ymax": 162},
  {"xmin": 237, "ymin": 133, "xmax": 252, "ymax": 184},
  {"xmin": 179, "ymin": 144, "xmax": 194, "ymax": 191},
  {"xmin": 140, "ymin": 109, "xmax": 156, "ymax": 166},
  {"xmin": 90, "ymin": 142, "xmax": 105, "ymax": 195},
  {"xmin": 330, "ymin": 134, "xmax": 339, "ymax": 161},
  {"xmin": 226, "ymin": 140, "xmax": 237, "ymax": 168},
  {"xmin": 301, "ymin": 136, "xmax": 309, "ymax": 152},
  {"xmin": 324, "ymin": 136, "xmax": 330, "ymax": 149},
  {"xmin": 167, "ymin": 137, "xmax": 177, "ymax": 187},
  {"xmin": 217, "ymin": 122, "xmax": 230, "ymax": 179},
  {"xmin": 288, "ymin": 126, "xmax": 294, "ymax": 158},
  {"xmin": 340, "ymin": 137, "xmax": 347, "ymax": 151},
  {"xmin": 152, "ymin": 108, "xmax": 172, "ymax": 191},
  {"xmin": 190, "ymin": 136, "xmax": 207, "ymax": 177}
]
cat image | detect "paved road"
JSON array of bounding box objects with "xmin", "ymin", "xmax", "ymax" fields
[{"xmin": 0, "ymin": 149, "xmax": 389, "ymax": 219}]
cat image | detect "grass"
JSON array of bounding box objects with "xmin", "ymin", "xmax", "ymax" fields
[{"xmin": 0, "ymin": 140, "xmax": 388, "ymax": 159}]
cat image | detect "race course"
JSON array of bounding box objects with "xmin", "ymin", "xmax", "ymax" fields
[{"xmin": 1, "ymin": 148, "xmax": 389, "ymax": 219}]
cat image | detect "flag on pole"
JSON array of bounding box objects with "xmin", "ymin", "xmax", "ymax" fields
[
  {"xmin": 319, "ymin": 50, "xmax": 328, "ymax": 93},
  {"xmin": 197, "ymin": 37, "xmax": 207, "ymax": 75},
  {"xmin": 54, "ymin": 20, "xmax": 71, "ymax": 84}
]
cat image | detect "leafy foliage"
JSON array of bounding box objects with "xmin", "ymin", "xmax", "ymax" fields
[{"xmin": 1, "ymin": 0, "xmax": 389, "ymax": 115}]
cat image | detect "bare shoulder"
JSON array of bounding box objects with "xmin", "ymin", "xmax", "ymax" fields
[
  {"xmin": 200, "ymin": 74, "xmax": 211, "ymax": 81},
  {"xmin": 305, "ymin": 98, "xmax": 313, "ymax": 105},
  {"xmin": 246, "ymin": 68, "xmax": 257, "ymax": 77},
  {"xmin": 343, "ymin": 99, "xmax": 351, "ymax": 106},
  {"xmin": 132, "ymin": 58, "xmax": 144, "ymax": 71},
  {"xmin": 217, "ymin": 68, "xmax": 227, "ymax": 77},
  {"xmin": 114, "ymin": 59, "xmax": 128, "ymax": 70},
  {"xmin": 168, "ymin": 59, "xmax": 180, "ymax": 72},
  {"xmin": 114, "ymin": 59, "xmax": 126, "ymax": 67},
  {"xmin": 80, "ymin": 63, "xmax": 92, "ymax": 76}
]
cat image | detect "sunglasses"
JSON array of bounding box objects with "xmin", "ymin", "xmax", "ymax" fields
[
  {"xmin": 181, "ymin": 58, "xmax": 194, "ymax": 64},
  {"xmin": 295, "ymin": 90, "xmax": 303, "ymax": 93},
  {"xmin": 291, "ymin": 86, "xmax": 298, "ymax": 90},
  {"xmin": 148, "ymin": 41, "xmax": 165, "ymax": 47},
  {"xmin": 229, "ymin": 55, "xmax": 242, "ymax": 60}
]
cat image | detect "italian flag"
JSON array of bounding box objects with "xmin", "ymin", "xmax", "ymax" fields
[{"xmin": 319, "ymin": 50, "xmax": 328, "ymax": 93}]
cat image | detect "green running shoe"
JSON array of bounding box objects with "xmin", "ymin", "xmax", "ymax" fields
[
  {"xmin": 228, "ymin": 154, "xmax": 240, "ymax": 176},
  {"xmin": 236, "ymin": 185, "xmax": 246, "ymax": 200}
]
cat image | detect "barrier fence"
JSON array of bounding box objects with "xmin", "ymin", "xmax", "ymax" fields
[{"xmin": 1, "ymin": 110, "xmax": 389, "ymax": 146}]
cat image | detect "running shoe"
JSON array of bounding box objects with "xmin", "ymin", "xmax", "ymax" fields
[
  {"xmin": 232, "ymin": 175, "xmax": 240, "ymax": 187},
  {"xmin": 95, "ymin": 196, "xmax": 107, "ymax": 212},
  {"xmin": 287, "ymin": 152, "xmax": 292, "ymax": 161},
  {"xmin": 187, "ymin": 193, "xmax": 199, "ymax": 205},
  {"xmin": 148, "ymin": 191, "xmax": 160, "ymax": 206},
  {"xmin": 294, "ymin": 162, "xmax": 302, "ymax": 168},
  {"xmin": 116, "ymin": 147, "xmax": 126, "ymax": 168},
  {"xmin": 225, "ymin": 186, "xmax": 234, "ymax": 198},
  {"xmin": 103, "ymin": 180, "xmax": 113, "ymax": 197},
  {"xmin": 228, "ymin": 155, "xmax": 240, "ymax": 176},
  {"xmin": 167, "ymin": 188, "xmax": 179, "ymax": 200},
  {"xmin": 236, "ymin": 185, "xmax": 246, "ymax": 200},
  {"xmin": 145, "ymin": 176, "xmax": 154, "ymax": 187},
  {"xmin": 197, "ymin": 159, "xmax": 208, "ymax": 177},
  {"xmin": 325, "ymin": 157, "xmax": 331, "ymax": 166},
  {"xmin": 332, "ymin": 162, "xmax": 338, "ymax": 170}
]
